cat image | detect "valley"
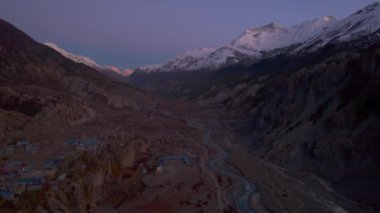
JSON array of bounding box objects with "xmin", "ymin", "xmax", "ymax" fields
[
  {"xmin": 1, "ymin": 93, "xmax": 369, "ymax": 212},
  {"xmin": 1, "ymin": 2, "xmax": 380, "ymax": 213}
]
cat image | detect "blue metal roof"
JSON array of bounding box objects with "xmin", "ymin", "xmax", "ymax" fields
[
  {"xmin": 158, "ymin": 155, "xmax": 192, "ymax": 167},
  {"xmin": 0, "ymin": 191, "xmax": 13, "ymax": 199}
]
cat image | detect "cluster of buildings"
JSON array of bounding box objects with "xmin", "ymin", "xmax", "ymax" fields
[
  {"xmin": 0, "ymin": 160, "xmax": 68, "ymax": 202},
  {"xmin": 65, "ymin": 137, "xmax": 103, "ymax": 153},
  {"xmin": 0, "ymin": 137, "xmax": 105, "ymax": 202},
  {"xmin": 0, "ymin": 140, "xmax": 40, "ymax": 157},
  {"xmin": 0, "ymin": 161, "xmax": 31, "ymax": 180},
  {"xmin": 0, "ymin": 162, "xmax": 47, "ymax": 201},
  {"xmin": 0, "ymin": 141, "xmax": 67, "ymax": 202}
]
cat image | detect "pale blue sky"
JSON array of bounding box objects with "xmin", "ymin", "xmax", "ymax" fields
[{"xmin": 0, "ymin": 0, "xmax": 376, "ymax": 69}]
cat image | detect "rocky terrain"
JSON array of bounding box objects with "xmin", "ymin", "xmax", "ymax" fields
[
  {"xmin": 0, "ymin": 19, "xmax": 238, "ymax": 213},
  {"xmin": 1, "ymin": 3, "xmax": 380, "ymax": 213},
  {"xmin": 0, "ymin": 18, "xmax": 151, "ymax": 142},
  {"xmin": 213, "ymin": 41, "xmax": 380, "ymax": 209},
  {"xmin": 126, "ymin": 3, "xmax": 380, "ymax": 211}
]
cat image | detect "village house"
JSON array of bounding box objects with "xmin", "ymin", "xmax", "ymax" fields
[
  {"xmin": 26, "ymin": 183, "xmax": 43, "ymax": 192},
  {"xmin": 16, "ymin": 177, "xmax": 45, "ymax": 186},
  {"xmin": 0, "ymin": 190, "xmax": 13, "ymax": 200},
  {"xmin": 65, "ymin": 139, "xmax": 80, "ymax": 146},
  {"xmin": 57, "ymin": 173, "xmax": 67, "ymax": 182},
  {"xmin": 5, "ymin": 162, "xmax": 31, "ymax": 174},
  {"xmin": 43, "ymin": 159, "xmax": 61, "ymax": 170},
  {"xmin": 25, "ymin": 144, "xmax": 39, "ymax": 154},
  {"xmin": 21, "ymin": 169, "xmax": 57, "ymax": 179},
  {"xmin": 14, "ymin": 177, "xmax": 45, "ymax": 194},
  {"xmin": 15, "ymin": 140, "xmax": 29, "ymax": 147},
  {"xmin": 77, "ymin": 138, "xmax": 101, "ymax": 152},
  {"xmin": 0, "ymin": 161, "xmax": 31, "ymax": 180}
]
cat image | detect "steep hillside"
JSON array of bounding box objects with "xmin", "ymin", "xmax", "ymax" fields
[
  {"xmin": 0, "ymin": 18, "xmax": 151, "ymax": 143},
  {"xmin": 296, "ymin": 2, "xmax": 380, "ymax": 53},
  {"xmin": 199, "ymin": 39, "xmax": 380, "ymax": 208},
  {"xmin": 127, "ymin": 3, "xmax": 380, "ymax": 209}
]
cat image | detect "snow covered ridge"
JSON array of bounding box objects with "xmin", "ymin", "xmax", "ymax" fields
[
  {"xmin": 44, "ymin": 42, "xmax": 133, "ymax": 76},
  {"xmin": 137, "ymin": 16, "xmax": 336, "ymax": 73},
  {"xmin": 231, "ymin": 16, "xmax": 336, "ymax": 51},
  {"xmin": 137, "ymin": 2, "xmax": 380, "ymax": 73},
  {"xmin": 295, "ymin": 2, "xmax": 380, "ymax": 52},
  {"xmin": 44, "ymin": 42, "xmax": 102, "ymax": 69}
]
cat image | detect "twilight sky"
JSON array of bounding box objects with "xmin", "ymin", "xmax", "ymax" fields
[{"xmin": 0, "ymin": 0, "xmax": 375, "ymax": 69}]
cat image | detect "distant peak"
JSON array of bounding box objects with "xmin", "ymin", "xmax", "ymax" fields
[
  {"xmin": 321, "ymin": 16, "xmax": 336, "ymax": 22},
  {"xmin": 257, "ymin": 22, "xmax": 281, "ymax": 29},
  {"xmin": 245, "ymin": 22, "xmax": 283, "ymax": 34},
  {"xmin": 264, "ymin": 22, "xmax": 280, "ymax": 28},
  {"xmin": 105, "ymin": 66, "xmax": 133, "ymax": 76}
]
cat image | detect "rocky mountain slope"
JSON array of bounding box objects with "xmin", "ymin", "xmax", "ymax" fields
[
  {"xmin": 0, "ymin": 18, "xmax": 151, "ymax": 143},
  {"xmin": 127, "ymin": 3, "xmax": 380, "ymax": 209},
  {"xmin": 0, "ymin": 18, "xmax": 223, "ymax": 213},
  {"xmin": 221, "ymin": 42, "xmax": 380, "ymax": 210}
]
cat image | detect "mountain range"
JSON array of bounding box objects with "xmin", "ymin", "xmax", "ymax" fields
[
  {"xmin": 136, "ymin": 2, "xmax": 380, "ymax": 73},
  {"xmin": 1, "ymin": 2, "xmax": 380, "ymax": 212},
  {"xmin": 126, "ymin": 4, "xmax": 380, "ymax": 210}
]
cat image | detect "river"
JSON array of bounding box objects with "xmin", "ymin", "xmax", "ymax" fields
[{"xmin": 186, "ymin": 117, "xmax": 259, "ymax": 213}]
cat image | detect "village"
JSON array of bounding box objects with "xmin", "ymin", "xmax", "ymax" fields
[
  {"xmin": 0, "ymin": 137, "xmax": 104, "ymax": 205},
  {"xmin": 0, "ymin": 102, "xmax": 235, "ymax": 212}
]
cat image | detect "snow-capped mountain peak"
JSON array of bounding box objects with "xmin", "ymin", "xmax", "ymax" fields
[
  {"xmin": 136, "ymin": 3, "xmax": 380, "ymax": 73},
  {"xmin": 137, "ymin": 16, "xmax": 336, "ymax": 73},
  {"xmin": 230, "ymin": 23, "xmax": 286, "ymax": 51},
  {"xmin": 231, "ymin": 16, "xmax": 336, "ymax": 51},
  {"xmin": 296, "ymin": 2, "xmax": 380, "ymax": 52}
]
